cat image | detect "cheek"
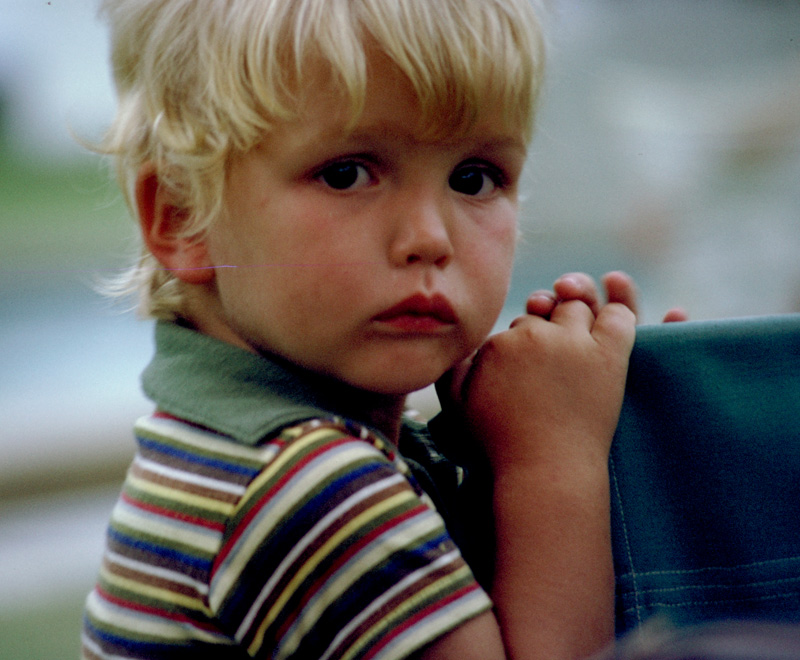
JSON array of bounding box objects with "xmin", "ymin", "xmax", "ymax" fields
[
  {"xmin": 236, "ymin": 264, "xmax": 364, "ymax": 325},
  {"xmin": 203, "ymin": 213, "xmax": 258, "ymax": 269},
  {"xmin": 494, "ymin": 216, "xmax": 519, "ymax": 285},
  {"xmin": 475, "ymin": 200, "xmax": 518, "ymax": 249},
  {"xmin": 469, "ymin": 216, "xmax": 518, "ymax": 283},
  {"xmin": 494, "ymin": 210, "xmax": 520, "ymax": 256},
  {"xmin": 461, "ymin": 217, "xmax": 517, "ymax": 326}
]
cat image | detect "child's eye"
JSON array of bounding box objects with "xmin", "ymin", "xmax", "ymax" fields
[
  {"xmin": 318, "ymin": 162, "xmax": 371, "ymax": 191},
  {"xmin": 449, "ymin": 164, "xmax": 503, "ymax": 197}
]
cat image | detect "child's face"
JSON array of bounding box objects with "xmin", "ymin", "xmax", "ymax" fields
[{"xmin": 199, "ymin": 58, "xmax": 526, "ymax": 395}]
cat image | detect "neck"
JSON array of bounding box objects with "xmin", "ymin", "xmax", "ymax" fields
[
  {"xmin": 318, "ymin": 382, "xmax": 408, "ymax": 445},
  {"xmin": 358, "ymin": 394, "xmax": 408, "ymax": 445},
  {"xmin": 259, "ymin": 349, "xmax": 410, "ymax": 445}
]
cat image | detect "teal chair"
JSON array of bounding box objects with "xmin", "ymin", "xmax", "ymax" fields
[{"xmin": 611, "ymin": 314, "xmax": 800, "ymax": 634}]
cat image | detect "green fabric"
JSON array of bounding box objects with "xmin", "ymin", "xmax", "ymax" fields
[
  {"xmin": 141, "ymin": 321, "xmax": 327, "ymax": 444},
  {"xmin": 611, "ymin": 314, "xmax": 800, "ymax": 633},
  {"xmin": 141, "ymin": 320, "xmax": 421, "ymax": 445}
]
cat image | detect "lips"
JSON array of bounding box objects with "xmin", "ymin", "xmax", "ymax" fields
[{"xmin": 373, "ymin": 293, "xmax": 458, "ymax": 330}]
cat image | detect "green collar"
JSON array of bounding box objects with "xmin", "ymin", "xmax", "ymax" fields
[{"xmin": 141, "ymin": 321, "xmax": 392, "ymax": 445}]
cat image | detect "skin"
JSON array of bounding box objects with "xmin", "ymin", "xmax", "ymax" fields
[{"xmin": 136, "ymin": 55, "xmax": 685, "ymax": 660}]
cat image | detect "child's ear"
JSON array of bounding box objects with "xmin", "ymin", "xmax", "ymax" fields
[{"xmin": 135, "ymin": 164, "xmax": 215, "ymax": 285}]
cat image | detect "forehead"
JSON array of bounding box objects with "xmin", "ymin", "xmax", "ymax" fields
[{"xmin": 294, "ymin": 54, "xmax": 528, "ymax": 148}]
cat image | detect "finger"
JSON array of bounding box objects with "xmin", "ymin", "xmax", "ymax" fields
[
  {"xmin": 662, "ymin": 307, "xmax": 688, "ymax": 323},
  {"xmin": 602, "ymin": 271, "xmax": 639, "ymax": 320},
  {"xmin": 510, "ymin": 313, "xmax": 536, "ymax": 328},
  {"xmin": 549, "ymin": 298, "xmax": 597, "ymax": 329},
  {"xmin": 552, "ymin": 273, "xmax": 601, "ymax": 315},
  {"xmin": 592, "ymin": 302, "xmax": 637, "ymax": 351},
  {"xmin": 525, "ymin": 290, "xmax": 557, "ymax": 318}
]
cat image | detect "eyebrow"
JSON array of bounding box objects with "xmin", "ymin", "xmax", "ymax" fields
[{"xmin": 341, "ymin": 123, "xmax": 527, "ymax": 154}]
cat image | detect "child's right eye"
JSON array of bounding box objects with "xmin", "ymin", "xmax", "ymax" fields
[{"xmin": 317, "ymin": 162, "xmax": 371, "ymax": 191}]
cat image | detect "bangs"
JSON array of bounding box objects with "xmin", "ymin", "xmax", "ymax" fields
[
  {"xmin": 226, "ymin": 0, "xmax": 545, "ymax": 146},
  {"xmin": 355, "ymin": 0, "xmax": 544, "ymax": 141}
]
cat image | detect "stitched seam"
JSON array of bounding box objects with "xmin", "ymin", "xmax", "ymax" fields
[
  {"xmin": 609, "ymin": 455, "xmax": 641, "ymax": 625},
  {"xmin": 616, "ymin": 555, "xmax": 800, "ymax": 579},
  {"xmin": 630, "ymin": 575, "xmax": 800, "ymax": 596},
  {"xmin": 622, "ymin": 589, "xmax": 800, "ymax": 615}
]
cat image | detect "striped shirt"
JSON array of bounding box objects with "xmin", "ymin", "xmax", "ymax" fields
[{"xmin": 82, "ymin": 412, "xmax": 491, "ymax": 659}]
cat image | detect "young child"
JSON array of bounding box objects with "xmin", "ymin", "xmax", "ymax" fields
[{"xmin": 82, "ymin": 0, "xmax": 662, "ymax": 658}]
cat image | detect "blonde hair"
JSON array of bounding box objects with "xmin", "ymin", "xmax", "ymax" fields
[{"xmin": 98, "ymin": 0, "xmax": 546, "ymax": 319}]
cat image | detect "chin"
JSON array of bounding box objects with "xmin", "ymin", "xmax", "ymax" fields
[{"xmin": 349, "ymin": 370, "xmax": 444, "ymax": 397}]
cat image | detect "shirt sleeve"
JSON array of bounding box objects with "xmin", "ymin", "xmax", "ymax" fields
[{"xmin": 208, "ymin": 419, "xmax": 492, "ymax": 660}]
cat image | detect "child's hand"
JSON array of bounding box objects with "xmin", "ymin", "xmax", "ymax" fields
[
  {"xmin": 439, "ymin": 271, "xmax": 637, "ymax": 473},
  {"xmin": 433, "ymin": 272, "xmax": 647, "ymax": 657},
  {"xmin": 434, "ymin": 272, "xmax": 636, "ymax": 657}
]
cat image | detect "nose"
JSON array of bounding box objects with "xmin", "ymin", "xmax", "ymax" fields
[{"xmin": 388, "ymin": 194, "xmax": 454, "ymax": 268}]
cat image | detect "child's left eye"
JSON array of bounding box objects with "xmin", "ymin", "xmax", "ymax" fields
[
  {"xmin": 449, "ymin": 165, "xmax": 502, "ymax": 197},
  {"xmin": 318, "ymin": 162, "xmax": 371, "ymax": 191}
]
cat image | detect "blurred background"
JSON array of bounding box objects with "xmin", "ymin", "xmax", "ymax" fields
[{"xmin": 1, "ymin": 1, "xmax": 798, "ymax": 657}]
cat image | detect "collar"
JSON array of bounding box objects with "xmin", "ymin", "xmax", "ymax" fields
[{"xmin": 141, "ymin": 320, "xmax": 386, "ymax": 445}]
